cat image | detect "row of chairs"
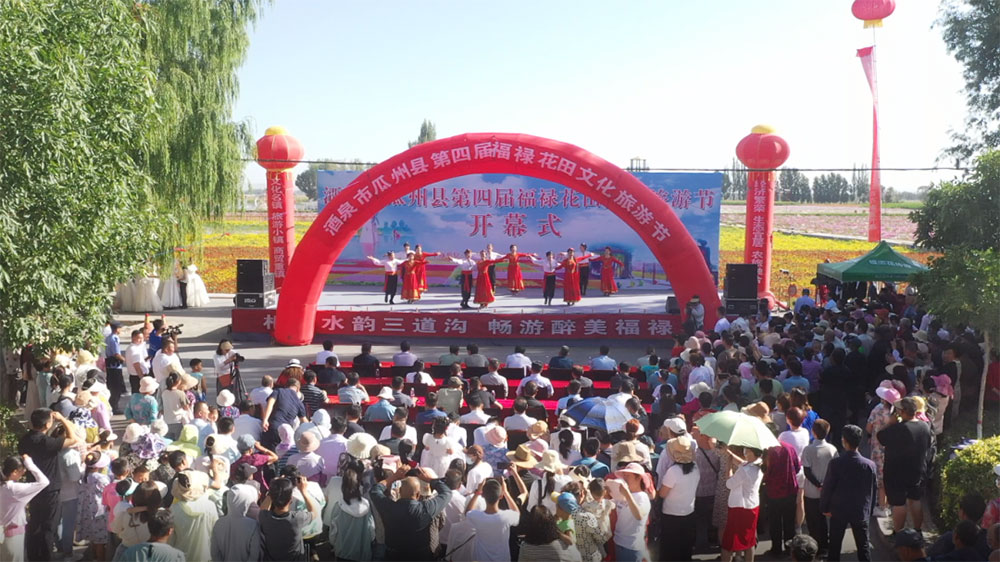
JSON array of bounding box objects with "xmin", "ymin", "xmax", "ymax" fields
[{"xmin": 316, "ymin": 363, "xmax": 622, "ymax": 382}]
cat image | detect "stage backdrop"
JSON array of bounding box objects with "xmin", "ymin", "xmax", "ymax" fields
[{"xmin": 317, "ymin": 171, "xmax": 722, "ymax": 291}]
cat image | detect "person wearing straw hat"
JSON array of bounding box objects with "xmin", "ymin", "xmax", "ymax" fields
[
  {"xmin": 658, "ymin": 434, "xmax": 700, "ymax": 562},
  {"xmin": 363, "ymin": 387, "xmax": 398, "ymax": 423},
  {"xmin": 126, "ymin": 377, "xmax": 160, "ymax": 426},
  {"xmin": 527, "ymin": 450, "xmax": 570, "ymax": 514},
  {"xmin": 866, "ymin": 383, "xmax": 901, "ymax": 517},
  {"xmin": 287, "ymin": 432, "xmax": 325, "ymax": 484},
  {"xmin": 607, "ymin": 462, "xmax": 653, "ymax": 562}
]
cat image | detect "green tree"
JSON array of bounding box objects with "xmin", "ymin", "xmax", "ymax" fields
[
  {"xmin": 138, "ymin": 0, "xmax": 265, "ymax": 257},
  {"xmin": 778, "ymin": 168, "xmax": 811, "ymax": 202},
  {"xmin": 911, "ymin": 150, "xmax": 1000, "ymax": 438},
  {"xmin": 851, "ymin": 165, "xmax": 870, "ymax": 203},
  {"xmin": 937, "ymin": 0, "xmax": 1000, "ymax": 160},
  {"xmin": 0, "ymin": 0, "xmax": 157, "ymax": 352},
  {"xmin": 294, "ymin": 159, "xmax": 368, "ymax": 201},
  {"xmin": 722, "ymin": 159, "xmax": 747, "ymax": 200},
  {"xmin": 811, "ymin": 173, "xmax": 850, "ymax": 203},
  {"xmin": 408, "ymin": 119, "xmax": 437, "ymax": 148}
]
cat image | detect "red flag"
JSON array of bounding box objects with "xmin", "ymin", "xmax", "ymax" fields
[{"xmin": 857, "ymin": 46, "xmax": 881, "ymax": 242}]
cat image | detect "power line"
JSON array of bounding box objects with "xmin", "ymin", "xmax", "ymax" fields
[{"xmin": 246, "ymin": 158, "xmax": 969, "ymax": 173}]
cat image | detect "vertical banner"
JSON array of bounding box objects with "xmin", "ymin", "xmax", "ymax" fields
[
  {"xmin": 857, "ymin": 46, "xmax": 882, "ymax": 242},
  {"xmin": 743, "ymin": 171, "xmax": 775, "ymax": 297},
  {"xmin": 266, "ymin": 170, "xmax": 296, "ymax": 288}
]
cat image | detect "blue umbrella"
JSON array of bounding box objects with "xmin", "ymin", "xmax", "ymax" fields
[{"xmin": 565, "ymin": 397, "xmax": 607, "ymax": 431}]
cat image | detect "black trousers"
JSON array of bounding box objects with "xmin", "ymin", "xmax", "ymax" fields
[
  {"xmin": 804, "ymin": 496, "xmax": 828, "ymax": 552},
  {"xmin": 579, "ymin": 266, "xmax": 590, "ymax": 295},
  {"xmin": 129, "ymin": 374, "xmax": 142, "ymax": 394},
  {"xmin": 26, "ymin": 488, "xmax": 61, "ymax": 561},
  {"xmin": 660, "ymin": 512, "xmax": 696, "ymax": 561},
  {"xmin": 767, "ymin": 494, "xmax": 796, "ymax": 553},
  {"xmin": 828, "ymin": 515, "xmax": 870, "ymax": 562},
  {"xmin": 694, "ymin": 495, "xmax": 718, "ymax": 547},
  {"xmin": 384, "ymin": 274, "xmax": 398, "ymax": 301},
  {"xmin": 488, "ymin": 264, "xmax": 496, "ymax": 289},
  {"xmin": 178, "ymin": 280, "xmax": 187, "ymax": 307},
  {"xmin": 106, "ymin": 364, "xmax": 125, "ymax": 413},
  {"xmin": 543, "ymin": 274, "xmax": 556, "ymax": 302},
  {"xmin": 460, "ymin": 272, "xmax": 472, "ymax": 304}
]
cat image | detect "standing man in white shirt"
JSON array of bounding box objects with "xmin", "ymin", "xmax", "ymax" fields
[
  {"xmin": 315, "ymin": 340, "xmax": 337, "ymax": 366},
  {"xmin": 577, "ymin": 243, "xmax": 594, "ymax": 295},
  {"xmin": 516, "ymin": 363, "xmax": 554, "ymax": 398},
  {"xmin": 150, "ymin": 338, "xmax": 182, "ymax": 388},
  {"xmin": 529, "ymin": 252, "xmax": 560, "ymax": 306},
  {"xmin": 393, "ymin": 340, "xmax": 418, "ymax": 367},
  {"xmin": 448, "ymin": 250, "xmax": 478, "ymax": 309},
  {"xmin": 249, "ymin": 375, "xmax": 274, "ymax": 409},
  {"xmin": 504, "ymin": 346, "xmax": 532, "ymax": 370},
  {"xmin": 484, "ymin": 243, "xmax": 503, "ymax": 290},
  {"xmin": 125, "ymin": 329, "xmax": 150, "ymax": 395},
  {"xmin": 714, "ymin": 307, "xmax": 732, "ymax": 334},
  {"xmin": 367, "ymin": 251, "xmax": 405, "ymax": 304},
  {"xmin": 685, "ymin": 352, "xmax": 716, "ymax": 402}
]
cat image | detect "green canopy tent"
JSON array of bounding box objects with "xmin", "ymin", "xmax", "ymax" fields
[{"xmin": 816, "ymin": 240, "xmax": 928, "ymax": 282}]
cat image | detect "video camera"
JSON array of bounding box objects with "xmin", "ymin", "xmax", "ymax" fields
[
  {"xmin": 232, "ymin": 353, "xmax": 246, "ymax": 364},
  {"xmin": 165, "ymin": 324, "xmax": 184, "ymax": 338}
]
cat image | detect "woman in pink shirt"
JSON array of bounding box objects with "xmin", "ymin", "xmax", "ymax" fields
[{"xmin": 0, "ymin": 455, "xmax": 50, "ymax": 562}]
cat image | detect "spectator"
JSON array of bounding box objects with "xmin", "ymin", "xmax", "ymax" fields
[
  {"xmin": 315, "ymin": 339, "xmax": 337, "ymax": 366},
  {"xmin": 259, "ymin": 476, "xmax": 321, "ymax": 562},
  {"xmin": 125, "ymin": 329, "xmax": 150, "ymax": 395},
  {"xmin": 261, "ymin": 379, "xmax": 308, "ymax": 450},
  {"xmin": 937, "ymin": 520, "xmax": 988, "ymax": 562},
  {"xmin": 590, "ymin": 345, "xmax": 617, "ymax": 371},
  {"xmin": 573, "ymin": 437, "xmax": 610, "ymax": 478},
  {"xmin": 556, "ymin": 380, "xmax": 584, "ymax": 414},
  {"xmin": 421, "ymin": 417, "xmax": 457, "ymax": 478},
  {"xmin": 210, "ymin": 484, "xmax": 261, "ymax": 562},
  {"xmin": 657, "ymin": 435, "xmax": 700, "ymax": 561},
  {"xmin": 364, "ymin": 387, "xmax": 398, "ymax": 422},
  {"xmin": 465, "ymin": 478, "xmax": 521, "ymax": 561},
  {"xmin": 721, "ymin": 446, "xmax": 764, "ymax": 562},
  {"xmin": 517, "ymin": 362, "xmax": 554, "ymax": 398},
  {"xmin": 168, "ymin": 470, "xmax": 220, "ymax": 561},
  {"xmin": 232, "ymin": 434, "xmax": 279, "ymax": 492},
  {"xmin": 894, "ymin": 528, "xmax": 928, "ymax": 561},
  {"xmin": 405, "ymin": 360, "xmax": 435, "ymax": 386},
  {"xmin": 327, "ymin": 464, "xmax": 376, "ymax": 561},
  {"xmin": 249, "ymin": 375, "xmax": 274, "ymax": 409},
  {"xmin": 390, "ymin": 375, "xmax": 414, "ymax": 408},
  {"xmin": 518, "ymin": 505, "xmax": 580, "ymax": 561},
  {"xmin": 379, "ymin": 408, "xmax": 418, "ymax": 443},
  {"xmin": 570, "ymin": 365, "xmax": 594, "ymax": 389},
  {"xmin": 802, "ymin": 419, "xmax": 837, "ymax": 556},
  {"xmin": 460, "ymin": 394, "xmax": 490, "ymax": 424},
  {"xmin": 316, "ymin": 416, "xmax": 349, "ymax": 480},
  {"xmin": 337, "ymin": 372, "xmax": 370, "ymax": 405},
  {"xmin": 437, "ymin": 376, "xmax": 465, "ymax": 415},
  {"xmin": 503, "ymin": 398, "xmax": 537, "ymax": 431},
  {"xmin": 438, "ymin": 344, "xmax": 463, "ymax": 367},
  {"xmin": 370, "ymin": 466, "xmax": 452, "ymax": 561},
  {"xmin": 126, "ymin": 377, "xmax": 160, "ymax": 426},
  {"xmin": 344, "ymin": 404, "xmax": 364, "ymax": 437},
  {"xmin": 764, "ymin": 440, "xmax": 801, "ymax": 558},
  {"xmin": 316, "ymin": 356, "xmax": 346, "ymax": 386},
  {"xmin": 393, "ymin": 341, "xmax": 417, "ymax": 367},
  {"xmin": 505, "ymin": 345, "xmax": 532, "ymax": 369},
  {"xmin": 465, "ymin": 376, "xmax": 496, "ymax": 409},
  {"xmin": 692, "ymin": 431, "xmax": 720, "ymax": 550},
  {"xmin": 779, "ymin": 407, "xmax": 810, "ymax": 459},
  {"xmin": 610, "ymin": 462, "xmax": 653, "ymax": 562},
  {"xmin": 352, "ymin": 342, "xmax": 380, "ymax": 367},
  {"xmin": 233, "ymin": 400, "xmax": 262, "ymax": 442},
  {"xmin": 521, "ymin": 381, "xmax": 544, "ymax": 409},
  {"xmin": 465, "ymin": 343, "xmax": 488, "ymax": 368},
  {"xmin": 379, "ymin": 421, "xmax": 408, "ymax": 455},
  {"xmin": 549, "ymin": 345, "xmax": 574, "ymax": 369},
  {"xmin": 927, "ymin": 493, "xmax": 991, "ymax": 560},
  {"xmin": 821, "ymin": 424, "xmax": 877, "ymax": 562},
  {"xmin": 117, "ymin": 509, "xmax": 186, "ymax": 562},
  {"xmin": 686, "ymin": 352, "xmax": 716, "ymax": 402},
  {"xmin": 877, "ymin": 396, "xmax": 933, "ymax": 533},
  {"xmin": 415, "ymin": 392, "xmax": 448, "ymax": 425},
  {"xmin": 1, "ymin": 453, "xmax": 51, "ymax": 562},
  {"xmin": 789, "ymin": 534, "xmax": 819, "ymax": 562},
  {"xmin": 480, "ymin": 359, "xmax": 509, "ymax": 397}
]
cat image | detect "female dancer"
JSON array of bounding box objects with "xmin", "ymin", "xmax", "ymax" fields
[
  {"xmin": 594, "ymin": 247, "xmax": 625, "ymax": 296},
  {"xmin": 473, "ymin": 251, "xmax": 504, "ymax": 309},
  {"xmin": 448, "ymin": 250, "xmax": 478, "ymax": 309},
  {"xmin": 556, "ymin": 248, "xmax": 591, "ymax": 306},
  {"xmin": 530, "ymin": 252, "xmax": 559, "ymax": 306},
  {"xmin": 367, "ymin": 252, "xmax": 405, "ymax": 304},
  {"xmin": 400, "ymin": 253, "xmax": 421, "ymax": 304},
  {"xmin": 413, "ymin": 244, "xmax": 440, "ymax": 293},
  {"xmin": 503, "ymin": 244, "xmax": 537, "ymax": 294}
]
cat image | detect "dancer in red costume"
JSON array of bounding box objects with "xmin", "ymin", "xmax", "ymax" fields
[
  {"xmin": 413, "ymin": 244, "xmax": 439, "ymax": 294},
  {"xmin": 473, "ymin": 250, "xmax": 503, "ymax": 309},
  {"xmin": 400, "ymin": 253, "xmax": 421, "ymax": 303},
  {"xmin": 556, "ymin": 248, "xmax": 591, "ymax": 306},
  {"xmin": 503, "ymin": 244, "xmax": 537, "ymax": 294},
  {"xmin": 594, "ymin": 246, "xmax": 625, "ymax": 296}
]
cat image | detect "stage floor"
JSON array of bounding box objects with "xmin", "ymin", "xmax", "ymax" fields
[{"xmin": 314, "ymin": 285, "xmax": 672, "ymax": 315}]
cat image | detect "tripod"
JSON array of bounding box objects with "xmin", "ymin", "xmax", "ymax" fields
[{"xmin": 223, "ymin": 361, "xmax": 249, "ymax": 404}]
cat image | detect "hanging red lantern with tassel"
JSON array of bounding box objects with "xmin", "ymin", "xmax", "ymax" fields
[{"xmin": 851, "ymin": 0, "xmax": 895, "ymax": 28}]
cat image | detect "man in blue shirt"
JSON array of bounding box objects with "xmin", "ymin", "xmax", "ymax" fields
[
  {"xmin": 590, "ymin": 345, "xmax": 617, "ymax": 371},
  {"xmin": 781, "ymin": 358, "xmax": 811, "ymax": 393},
  {"xmin": 337, "ymin": 372, "xmax": 370, "ymax": 405},
  {"xmin": 794, "ymin": 288, "xmax": 817, "ymax": 315},
  {"xmin": 548, "ymin": 345, "xmax": 574, "ymax": 369},
  {"xmin": 261, "ymin": 379, "xmax": 307, "ymax": 451},
  {"xmin": 104, "ymin": 321, "xmax": 126, "ymax": 414},
  {"xmin": 572, "ymin": 437, "xmax": 610, "ymax": 478},
  {"xmin": 556, "ymin": 380, "xmax": 584, "ymax": 415},
  {"xmin": 415, "ymin": 392, "xmax": 448, "ymax": 425},
  {"xmin": 364, "ymin": 387, "xmax": 397, "ymax": 422}
]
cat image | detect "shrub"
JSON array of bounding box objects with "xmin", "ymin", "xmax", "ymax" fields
[{"xmin": 939, "ymin": 436, "xmax": 1000, "ymax": 530}]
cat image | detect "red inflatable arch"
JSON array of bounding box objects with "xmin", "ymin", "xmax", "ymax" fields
[{"xmin": 274, "ymin": 133, "xmax": 720, "ymax": 345}]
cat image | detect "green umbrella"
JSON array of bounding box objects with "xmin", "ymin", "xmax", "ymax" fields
[{"xmin": 694, "ymin": 410, "xmax": 779, "ymax": 450}]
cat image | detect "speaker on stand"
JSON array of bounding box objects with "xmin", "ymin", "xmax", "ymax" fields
[
  {"xmin": 724, "ymin": 263, "xmax": 758, "ymax": 316},
  {"xmin": 236, "ymin": 259, "xmax": 276, "ymax": 308}
]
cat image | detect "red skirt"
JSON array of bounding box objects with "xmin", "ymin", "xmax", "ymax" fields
[
  {"xmin": 722, "ymin": 506, "xmax": 759, "ymax": 551},
  {"xmin": 402, "ymin": 270, "xmax": 420, "ymax": 300},
  {"xmin": 507, "ymin": 261, "xmax": 525, "ymax": 291},
  {"xmin": 600, "ymin": 269, "xmax": 618, "ymax": 294},
  {"xmin": 474, "ymin": 274, "xmax": 495, "ymax": 304}
]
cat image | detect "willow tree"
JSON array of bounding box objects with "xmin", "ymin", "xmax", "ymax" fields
[{"xmin": 137, "ymin": 0, "xmax": 266, "ymax": 256}]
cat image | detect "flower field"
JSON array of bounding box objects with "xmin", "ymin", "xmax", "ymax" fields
[
  {"xmin": 195, "ymin": 216, "xmax": 933, "ymax": 295},
  {"xmin": 721, "ymin": 203, "xmax": 918, "ymax": 242}
]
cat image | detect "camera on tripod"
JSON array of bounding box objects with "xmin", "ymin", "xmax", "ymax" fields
[
  {"xmin": 166, "ymin": 324, "xmax": 184, "ymax": 337},
  {"xmin": 232, "ymin": 353, "xmax": 246, "ymax": 363}
]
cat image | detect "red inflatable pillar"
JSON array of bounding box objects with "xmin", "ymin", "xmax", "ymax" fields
[
  {"xmin": 255, "ymin": 126, "xmax": 304, "ymax": 289},
  {"xmin": 735, "ymin": 125, "xmax": 790, "ymax": 304}
]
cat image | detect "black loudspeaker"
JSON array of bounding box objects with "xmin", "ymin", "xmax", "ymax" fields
[
  {"xmin": 725, "ymin": 299, "xmax": 758, "ymax": 316},
  {"xmin": 235, "ymin": 291, "xmax": 277, "ymax": 309},
  {"xmin": 236, "ymin": 259, "xmax": 273, "ymax": 293},
  {"xmin": 725, "ymin": 264, "xmax": 758, "ymax": 300},
  {"xmin": 665, "ymin": 296, "xmax": 680, "ymax": 314}
]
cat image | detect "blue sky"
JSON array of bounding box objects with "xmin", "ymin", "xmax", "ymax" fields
[{"xmin": 234, "ymin": 1, "xmax": 967, "ymax": 192}]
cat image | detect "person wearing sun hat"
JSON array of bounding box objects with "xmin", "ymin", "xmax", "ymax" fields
[
  {"xmin": 928, "ymin": 374, "xmax": 954, "ymax": 435},
  {"xmin": 867, "ymin": 383, "xmax": 901, "ymax": 517},
  {"xmin": 526, "ymin": 450, "xmax": 571, "ymax": 514},
  {"xmin": 168, "ymin": 469, "xmax": 218, "ymax": 561},
  {"xmin": 346, "ymin": 432, "xmax": 378, "ymax": 462},
  {"xmin": 481, "ymin": 425, "xmax": 509, "ymax": 476},
  {"xmin": 125, "ymin": 376, "xmax": 160, "ymax": 425},
  {"xmin": 658, "ymin": 434, "xmax": 700, "ymax": 561},
  {"xmin": 286, "ymin": 431, "xmax": 325, "ymax": 484},
  {"xmin": 363, "ymin": 386, "xmax": 397, "ymax": 423},
  {"xmin": 607, "ymin": 462, "xmax": 653, "ymax": 561}
]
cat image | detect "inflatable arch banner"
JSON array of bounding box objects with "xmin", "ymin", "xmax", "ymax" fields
[{"xmin": 274, "ymin": 132, "xmax": 720, "ymax": 345}]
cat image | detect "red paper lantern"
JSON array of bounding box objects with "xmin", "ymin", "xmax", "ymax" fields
[
  {"xmin": 256, "ymin": 126, "xmax": 304, "ymax": 171},
  {"xmin": 735, "ymin": 125, "xmax": 790, "ymax": 170},
  {"xmin": 851, "ymin": 0, "xmax": 895, "ymax": 28}
]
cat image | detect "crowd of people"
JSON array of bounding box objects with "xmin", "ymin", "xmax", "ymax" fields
[{"xmin": 2, "ymin": 284, "xmax": 1000, "ymax": 562}]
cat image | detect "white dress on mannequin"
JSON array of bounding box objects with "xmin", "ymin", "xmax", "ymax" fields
[
  {"xmin": 139, "ymin": 277, "xmax": 163, "ymax": 312},
  {"xmin": 158, "ymin": 262, "xmax": 183, "ymax": 309},
  {"xmin": 184, "ymin": 265, "xmax": 211, "ymax": 307}
]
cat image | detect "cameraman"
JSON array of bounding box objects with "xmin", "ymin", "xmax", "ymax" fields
[
  {"xmin": 147, "ymin": 318, "xmax": 165, "ymax": 360},
  {"xmin": 213, "ymin": 340, "xmax": 240, "ymax": 394}
]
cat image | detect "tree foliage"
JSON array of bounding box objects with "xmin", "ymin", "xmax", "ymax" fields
[
  {"xmin": 0, "ymin": 0, "xmax": 157, "ymax": 349},
  {"xmin": 138, "ymin": 0, "xmax": 265, "ymax": 258},
  {"xmin": 937, "ymin": 0, "xmax": 1000, "ymax": 159},
  {"xmin": 910, "ymin": 150, "xmax": 1000, "ymax": 251},
  {"xmin": 777, "ymin": 169, "xmax": 811, "ymax": 202},
  {"xmin": 295, "ymin": 159, "xmax": 369, "ymax": 201},
  {"xmin": 851, "ymin": 165, "xmax": 870, "ymax": 203},
  {"xmin": 811, "ymin": 173, "xmax": 852, "ymax": 203},
  {"xmin": 408, "ymin": 119, "xmax": 437, "ymax": 148},
  {"xmin": 721, "ymin": 159, "xmax": 748, "ymax": 200}
]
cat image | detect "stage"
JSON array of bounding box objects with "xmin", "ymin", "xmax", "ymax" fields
[{"xmin": 231, "ymin": 285, "xmax": 682, "ymax": 341}]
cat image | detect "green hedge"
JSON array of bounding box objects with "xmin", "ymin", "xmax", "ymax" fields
[{"xmin": 939, "ymin": 436, "xmax": 1000, "ymax": 530}]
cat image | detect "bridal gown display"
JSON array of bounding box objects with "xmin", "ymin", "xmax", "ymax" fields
[
  {"xmin": 159, "ymin": 262, "xmax": 184, "ymax": 309},
  {"xmin": 185, "ymin": 264, "xmax": 211, "ymax": 307}
]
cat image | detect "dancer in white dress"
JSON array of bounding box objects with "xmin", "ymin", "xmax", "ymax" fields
[
  {"xmin": 158, "ymin": 261, "xmax": 184, "ymax": 309},
  {"xmin": 185, "ymin": 264, "xmax": 211, "ymax": 307}
]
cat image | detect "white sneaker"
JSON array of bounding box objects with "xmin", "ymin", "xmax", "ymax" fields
[{"xmin": 875, "ymin": 506, "xmax": 891, "ymax": 517}]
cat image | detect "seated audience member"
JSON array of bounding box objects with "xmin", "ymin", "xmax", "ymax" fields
[
  {"xmin": 299, "ymin": 370, "xmax": 329, "ymax": 416},
  {"xmin": 336, "ymin": 372, "xmax": 369, "ymax": 405},
  {"xmin": 926, "ymin": 493, "xmax": 991, "ymax": 560},
  {"xmin": 405, "ymin": 360, "xmax": 436, "ymax": 386},
  {"xmin": 571, "ymin": 365, "xmax": 594, "ymax": 389},
  {"xmin": 465, "ymin": 343, "xmax": 488, "ymax": 368},
  {"xmin": 517, "ymin": 362, "xmax": 554, "ymax": 398},
  {"xmin": 393, "ymin": 341, "xmax": 417, "ymax": 367},
  {"xmin": 465, "ymin": 377, "xmax": 497, "ymax": 408},
  {"xmin": 573, "ymin": 437, "xmax": 611, "ymax": 478},
  {"xmin": 390, "ymin": 376, "xmax": 414, "ymax": 408},
  {"xmin": 363, "ymin": 387, "xmax": 397, "ymax": 422},
  {"xmin": 316, "ymin": 356, "xmax": 346, "ymax": 386},
  {"xmin": 379, "ymin": 421, "xmax": 409, "ymax": 455},
  {"xmin": 503, "ymin": 398, "xmax": 537, "ymax": 432},
  {"xmin": 315, "ymin": 340, "xmax": 337, "ymax": 366},
  {"xmin": 438, "ymin": 345, "xmax": 463, "ymax": 367},
  {"xmin": 249, "ymin": 375, "xmax": 274, "ymax": 408},
  {"xmin": 937, "ymin": 520, "xmax": 989, "ymax": 562},
  {"xmin": 479, "ymin": 359, "xmax": 509, "ymax": 397},
  {"xmin": 416, "ymin": 392, "xmax": 449, "ymax": 425},
  {"xmin": 437, "ymin": 376, "xmax": 465, "ymax": 415},
  {"xmin": 505, "ymin": 345, "xmax": 532, "ymax": 369},
  {"xmin": 556, "ymin": 380, "xmax": 584, "ymax": 414},
  {"xmin": 590, "ymin": 345, "xmax": 617, "ymax": 370},
  {"xmin": 460, "ymin": 394, "xmax": 491, "ymax": 425},
  {"xmin": 352, "ymin": 342, "xmax": 380, "ymax": 367},
  {"xmin": 549, "ymin": 345, "xmax": 574, "ymax": 369},
  {"xmin": 521, "ymin": 381, "xmax": 544, "ymax": 409},
  {"xmin": 344, "ymin": 404, "xmax": 364, "ymax": 437},
  {"xmin": 379, "ymin": 408, "xmax": 418, "ymax": 443}
]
